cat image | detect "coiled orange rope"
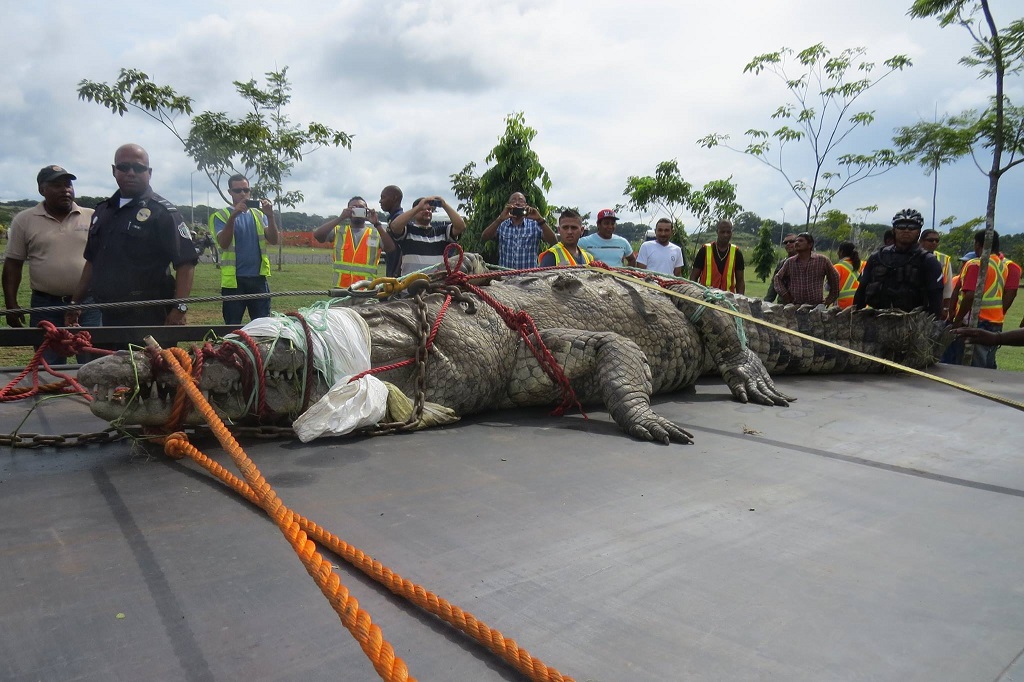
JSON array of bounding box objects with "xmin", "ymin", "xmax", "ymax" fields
[{"xmin": 152, "ymin": 340, "xmax": 574, "ymax": 682}]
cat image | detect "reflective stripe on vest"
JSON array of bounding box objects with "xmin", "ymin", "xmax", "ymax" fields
[
  {"xmin": 934, "ymin": 251, "xmax": 952, "ymax": 284},
  {"xmin": 966, "ymin": 254, "xmax": 1006, "ymax": 321},
  {"xmin": 834, "ymin": 259, "xmax": 860, "ymax": 309},
  {"xmin": 701, "ymin": 243, "xmax": 737, "ymax": 291},
  {"xmin": 539, "ymin": 243, "xmax": 594, "ymax": 266},
  {"xmin": 211, "ymin": 208, "xmax": 271, "ymax": 289},
  {"xmin": 333, "ymin": 224, "xmax": 381, "ymax": 287}
]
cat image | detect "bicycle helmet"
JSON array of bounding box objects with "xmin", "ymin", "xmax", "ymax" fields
[{"xmin": 891, "ymin": 208, "xmax": 924, "ymax": 229}]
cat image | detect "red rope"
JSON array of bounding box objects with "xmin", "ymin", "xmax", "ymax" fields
[
  {"xmin": 0, "ymin": 321, "xmax": 112, "ymax": 403},
  {"xmin": 439, "ymin": 244, "xmax": 584, "ymax": 416}
]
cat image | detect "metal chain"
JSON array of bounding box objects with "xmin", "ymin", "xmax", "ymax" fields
[
  {"xmin": 0, "ymin": 423, "xmax": 297, "ymax": 450},
  {"xmin": 363, "ymin": 289, "xmax": 433, "ymax": 435}
]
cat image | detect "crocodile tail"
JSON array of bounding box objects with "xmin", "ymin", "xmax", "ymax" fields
[{"xmin": 734, "ymin": 298, "xmax": 950, "ymax": 374}]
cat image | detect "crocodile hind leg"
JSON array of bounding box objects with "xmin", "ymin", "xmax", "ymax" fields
[{"xmin": 502, "ymin": 328, "xmax": 693, "ymax": 445}]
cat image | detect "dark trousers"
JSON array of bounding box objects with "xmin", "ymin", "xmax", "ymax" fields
[
  {"xmin": 30, "ymin": 291, "xmax": 102, "ymax": 365},
  {"xmin": 222, "ymin": 276, "xmax": 271, "ymax": 325}
]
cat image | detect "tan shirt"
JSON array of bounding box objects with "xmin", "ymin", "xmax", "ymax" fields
[{"xmin": 4, "ymin": 202, "xmax": 94, "ymax": 296}]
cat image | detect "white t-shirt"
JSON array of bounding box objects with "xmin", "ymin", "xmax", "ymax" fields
[{"xmin": 636, "ymin": 240, "xmax": 684, "ymax": 276}]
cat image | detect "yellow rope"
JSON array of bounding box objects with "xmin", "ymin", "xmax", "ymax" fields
[{"xmin": 587, "ymin": 267, "xmax": 1024, "ymax": 412}]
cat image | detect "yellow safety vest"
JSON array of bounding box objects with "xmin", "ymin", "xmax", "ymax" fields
[
  {"xmin": 701, "ymin": 243, "xmax": 738, "ymax": 292},
  {"xmin": 834, "ymin": 259, "xmax": 860, "ymax": 309},
  {"xmin": 211, "ymin": 208, "xmax": 272, "ymax": 288},
  {"xmin": 333, "ymin": 224, "xmax": 381, "ymax": 287},
  {"xmin": 539, "ymin": 243, "xmax": 594, "ymax": 266}
]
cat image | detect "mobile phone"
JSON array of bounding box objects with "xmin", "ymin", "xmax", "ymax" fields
[
  {"xmin": 510, "ymin": 207, "xmax": 527, "ymax": 217},
  {"xmin": 351, "ymin": 207, "xmax": 367, "ymax": 218},
  {"xmin": 245, "ymin": 199, "xmax": 260, "ymax": 208},
  {"xmin": 429, "ymin": 199, "xmax": 443, "ymax": 208}
]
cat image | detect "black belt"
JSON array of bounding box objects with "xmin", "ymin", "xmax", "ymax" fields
[{"xmin": 31, "ymin": 290, "xmax": 74, "ymax": 302}]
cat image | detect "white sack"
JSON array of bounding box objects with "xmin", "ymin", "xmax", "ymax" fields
[{"xmin": 292, "ymin": 374, "xmax": 389, "ymax": 442}]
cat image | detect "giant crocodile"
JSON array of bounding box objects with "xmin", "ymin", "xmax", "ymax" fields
[{"xmin": 78, "ymin": 256, "xmax": 947, "ymax": 444}]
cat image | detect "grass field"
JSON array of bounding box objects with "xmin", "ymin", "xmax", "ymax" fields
[{"xmin": 2, "ymin": 258, "xmax": 1023, "ymax": 371}]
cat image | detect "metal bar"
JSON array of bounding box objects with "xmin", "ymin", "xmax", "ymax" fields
[{"xmin": 0, "ymin": 325, "xmax": 240, "ymax": 349}]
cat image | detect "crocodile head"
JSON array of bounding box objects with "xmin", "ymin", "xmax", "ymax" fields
[{"xmin": 78, "ymin": 341, "xmax": 313, "ymax": 426}]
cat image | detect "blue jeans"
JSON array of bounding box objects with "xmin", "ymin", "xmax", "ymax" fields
[
  {"xmin": 30, "ymin": 291, "xmax": 102, "ymax": 365},
  {"xmin": 222, "ymin": 276, "xmax": 271, "ymax": 325},
  {"xmin": 972, "ymin": 320, "xmax": 1001, "ymax": 369}
]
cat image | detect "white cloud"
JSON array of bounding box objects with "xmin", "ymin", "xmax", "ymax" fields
[{"xmin": 1, "ymin": 0, "xmax": 1021, "ymax": 233}]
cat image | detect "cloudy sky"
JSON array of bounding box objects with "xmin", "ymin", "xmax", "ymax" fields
[{"xmin": 2, "ymin": 0, "xmax": 1021, "ymax": 233}]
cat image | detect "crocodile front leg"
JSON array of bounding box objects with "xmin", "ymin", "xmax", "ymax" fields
[
  {"xmin": 501, "ymin": 328, "xmax": 693, "ymax": 445},
  {"xmin": 666, "ymin": 282, "xmax": 795, "ymax": 406}
]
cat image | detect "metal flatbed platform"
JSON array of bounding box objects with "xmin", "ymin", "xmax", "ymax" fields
[{"xmin": 1, "ymin": 366, "xmax": 1022, "ymax": 681}]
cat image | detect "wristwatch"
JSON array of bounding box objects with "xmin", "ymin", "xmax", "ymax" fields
[{"xmin": 176, "ymin": 303, "xmax": 188, "ymax": 313}]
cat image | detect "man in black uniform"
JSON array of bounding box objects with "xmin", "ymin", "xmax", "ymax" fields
[
  {"xmin": 66, "ymin": 143, "xmax": 197, "ymax": 328},
  {"xmin": 853, "ymin": 208, "xmax": 944, "ymax": 317}
]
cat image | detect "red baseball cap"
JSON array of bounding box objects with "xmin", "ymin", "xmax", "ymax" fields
[{"xmin": 597, "ymin": 209, "xmax": 618, "ymax": 222}]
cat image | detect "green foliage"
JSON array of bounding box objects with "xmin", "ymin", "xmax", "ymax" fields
[
  {"xmin": 459, "ymin": 112, "xmax": 552, "ymax": 255},
  {"xmin": 752, "ymin": 223, "xmax": 778, "ymax": 282},
  {"xmin": 909, "ymin": 1, "xmax": 1024, "ymax": 326},
  {"xmin": 78, "ymin": 67, "xmax": 351, "ymax": 208},
  {"xmin": 623, "ymin": 159, "xmax": 742, "ymax": 258},
  {"xmin": 942, "ymin": 215, "xmax": 986, "ymax": 258},
  {"xmin": 733, "ymin": 211, "xmax": 763, "ymax": 235},
  {"xmin": 449, "ymin": 161, "xmax": 480, "ymax": 217},
  {"xmin": 699, "ymin": 43, "xmax": 912, "ymax": 227}
]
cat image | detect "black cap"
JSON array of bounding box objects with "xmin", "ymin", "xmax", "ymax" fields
[{"xmin": 37, "ymin": 165, "xmax": 76, "ymax": 184}]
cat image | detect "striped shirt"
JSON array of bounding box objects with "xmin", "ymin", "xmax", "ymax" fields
[{"xmin": 396, "ymin": 222, "xmax": 456, "ymax": 275}]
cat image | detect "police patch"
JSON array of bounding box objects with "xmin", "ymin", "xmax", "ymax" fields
[
  {"xmin": 136, "ymin": 208, "xmax": 151, "ymax": 222},
  {"xmin": 178, "ymin": 222, "xmax": 192, "ymax": 240}
]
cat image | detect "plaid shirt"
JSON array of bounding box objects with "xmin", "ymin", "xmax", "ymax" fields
[
  {"xmin": 773, "ymin": 253, "xmax": 840, "ymax": 305},
  {"xmin": 497, "ymin": 218, "xmax": 543, "ymax": 269}
]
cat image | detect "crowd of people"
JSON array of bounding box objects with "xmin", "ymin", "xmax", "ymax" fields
[{"xmin": 2, "ymin": 144, "xmax": 1022, "ymax": 367}]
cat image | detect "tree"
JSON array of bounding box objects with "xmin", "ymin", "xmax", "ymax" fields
[
  {"xmin": 449, "ymin": 161, "xmax": 481, "ymax": 219},
  {"xmin": 733, "ymin": 211, "xmax": 764, "ymax": 235},
  {"xmin": 699, "ymin": 43, "xmax": 912, "ymax": 228},
  {"xmin": 815, "ymin": 208, "xmax": 852, "ymax": 253},
  {"xmin": 622, "ymin": 160, "xmax": 742, "ymax": 259},
  {"xmin": 909, "ymin": 0, "xmax": 1024, "ymax": 344},
  {"xmin": 683, "ymin": 177, "xmax": 744, "ymax": 261},
  {"xmin": 458, "ymin": 112, "xmax": 552, "ymax": 256},
  {"xmin": 78, "ymin": 67, "xmax": 351, "ymax": 268},
  {"xmin": 752, "ymin": 223, "xmax": 778, "ymax": 282},
  {"xmin": 893, "ymin": 117, "xmax": 975, "ymax": 228}
]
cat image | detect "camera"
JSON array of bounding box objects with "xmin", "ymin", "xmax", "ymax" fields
[
  {"xmin": 429, "ymin": 199, "xmax": 443, "ymax": 208},
  {"xmin": 510, "ymin": 207, "xmax": 527, "ymax": 218},
  {"xmin": 245, "ymin": 199, "xmax": 260, "ymax": 208},
  {"xmin": 351, "ymin": 207, "xmax": 367, "ymax": 218}
]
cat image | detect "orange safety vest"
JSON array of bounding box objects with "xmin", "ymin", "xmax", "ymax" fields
[
  {"xmin": 963, "ymin": 254, "xmax": 1007, "ymax": 323},
  {"xmin": 333, "ymin": 224, "xmax": 381, "ymax": 288},
  {"xmin": 539, "ymin": 243, "xmax": 594, "ymax": 266},
  {"xmin": 834, "ymin": 259, "xmax": 860, "ymax": 309},
  {"xmin": 700, "ymin": 243, "xmax": 738, "ymax": 292}
]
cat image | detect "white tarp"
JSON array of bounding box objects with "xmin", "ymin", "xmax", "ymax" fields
[{"xmin": 229, "ymin": 308, "xmax": 388, "ymax": 441}]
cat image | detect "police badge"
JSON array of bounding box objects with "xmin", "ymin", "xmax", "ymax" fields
[{"xmin": 136, "ymin": 208, "xmax": 151, "ymax": 222}]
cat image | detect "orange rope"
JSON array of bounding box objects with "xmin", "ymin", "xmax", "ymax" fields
[
  {"xmin": 155, "ymin": 342, "xmax": 575, "ymax": 681},
  {"xmin": 155, "ymin": 344, "xmax": 414, "ymax": 682}
]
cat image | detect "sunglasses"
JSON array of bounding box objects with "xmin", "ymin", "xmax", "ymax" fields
[
  {"xmin": 782, "ymin": 240, "xmax": 796, "ymax": 245},
  {"xmin": 229, "ymin": 187, "xmax": 252, "ymax": 194},
  {"xmin": 113, "ymin": 162, "xmax": 150, "ymax": 174},
  {"xmin": 921, "ymin": 237, "xmax": 940, "ymax": 242},
  {"xmin": 893, "ymin": 224, "xmax": 920, "ymax": 231}
]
